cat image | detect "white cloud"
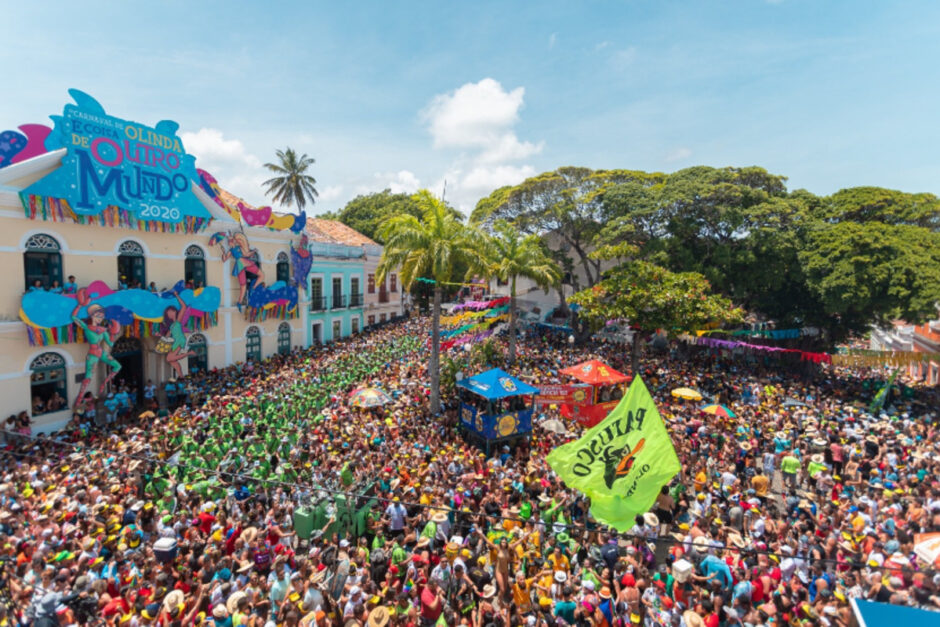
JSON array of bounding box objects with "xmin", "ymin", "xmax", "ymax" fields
[
  {"xmin": 477, "ymin": 134, "xmax": 544, "ymax": 164},
  {"xmin": 549, "ymin": 33, "xmax": 557, "ymax": 49},
  {"xmin": 420, "ymin": 78, "xmax": 544, "ymax": 211},
  {"xmin": 423, "ymin": 78, "xmax": 528, "ymax": 149},
  {"xmin": 594, "ymin": 41, "xmax": 611, "ymax": 52},
  {"xmin": 181, "ymin": 128, "xmax": 262, "ymax": 170},
  {"xmin": 318, "ymin": 185, "xmax": 344, "ymax": 202},
  {"xmin": 665, "ymin": 147, "xmax": 692, "ymax": 162},
  {"xmin": 181, "ymin": 128, "xmax": 271, "ymax": 205},
  {"xmin": 386, "ymin": 170, "xmax": 421, "ymax": 194},
  {"xmin": 461, "ymin": 164, "xmax": 537, "ymax": 192}
]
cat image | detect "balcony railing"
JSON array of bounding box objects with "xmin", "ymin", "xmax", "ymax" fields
[
  {"xmin": 309, "ymin": 296, "xmax": 326, "ymax": 312},
  {"xmin": 350, "ymin": 293, "xmax": 364, "ymax": 307},
  {"xmin": 331, "ymin": 294, "xmax": 346, "ymax": 309}
]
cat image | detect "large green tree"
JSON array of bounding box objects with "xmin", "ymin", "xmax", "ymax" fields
[
  {"xmin": 472, "ymin": 167, "xmax": 663, "ymax": 311},
  {"xmin": 571, "ymin": 261, "xmax": 744, "ymax": 373},
  {"xmin": 322, "ymin": 190, "xmax": 427, "ymax": 243},
  {"xmin": 799, "ymin": 222, "xmax": 940, "ymax": 334},
  {"xmin": 483, "ymin": 221, "xmax": 561, "ymax": 364},
  {"xmin": 262, "ymin": 148, "xmax": 319, "ymax": 210},
  {"xmin": 377, "ymin": 190, "xmax": 484, "ymax": 413}
]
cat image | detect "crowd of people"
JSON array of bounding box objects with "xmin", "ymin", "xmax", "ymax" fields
[{"xmin": 1, "ymin": 315, "xmax": 938, "ymax": 627}]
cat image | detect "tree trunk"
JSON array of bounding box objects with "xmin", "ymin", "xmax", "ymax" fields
[
  {"xmin": 508, "ymin": 276, "xmax": 517, "ymax": 365},
  {"xmin": 631, "ymin": 332, "xmax": 640, "ymax": 376},
  {"xmin": 555, "ymin": 285, "xmax": 569, "ymax": 317},
  {"xmin": 430, "ymin": 285, "xmax": 442, "ymax": 414}
]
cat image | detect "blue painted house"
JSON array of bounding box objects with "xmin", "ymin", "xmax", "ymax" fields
[{"xmin": 303, "ymin": 219, "xmax": 372, "ymax": 344}]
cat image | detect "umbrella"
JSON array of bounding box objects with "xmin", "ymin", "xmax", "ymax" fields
[
  {"xmin": 672, "ymin": 387, "xmax": 703, "ymax": 401},
  {"xmin": 540, "ymin": 419, "xmax": 568, "ymax": 435},
  {"xmin": 700, "ymin": 404, "xmax": 736, "ymax": 419},
  {"xmin": 783, "ymin": 398, "xmax": 808, "ymax": 408},
  {"xmin": 348, "ymin": 387, "xmax": 392, "ymax": 408}
]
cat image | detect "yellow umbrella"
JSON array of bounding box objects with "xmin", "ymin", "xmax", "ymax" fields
[{"xmin": 672, "ymin": 387, "xmax": 703, "ymax": 401}]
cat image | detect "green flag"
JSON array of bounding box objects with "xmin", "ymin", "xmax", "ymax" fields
[
  {"xmin": 869, "ymin": 367, "xmax": 900, "ymax": 414},
  {"xmin": 546, "ymin": 375, "xmax": 680, "ymax": 531}
]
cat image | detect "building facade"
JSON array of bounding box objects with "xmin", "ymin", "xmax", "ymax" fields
[{"xmin": 0, "ymin": 90, "xmax": 395, "ymax": 431}]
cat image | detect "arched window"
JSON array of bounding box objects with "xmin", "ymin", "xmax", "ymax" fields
[
  {"xmin": 23, "ymin": 233, "xmax": 63, "ymax": 291},
  {"xmin": 184, "ymin": 245, "xmax": 206, "ymax": 288},
  {"xmin": 117, "ymin": 240, "xmax": 146, "ymax": 289},
  {"xmin": 276, "ymin": 251, "xmax": 290, "ymax": 284},
  {"xmin": 29, "ymin": 352, "xmax": 67, "ymax": 415},
  {"xmin": 277, "ymin": 322, "xmax": 291, "ymax": 355},
  {"xmin": 246, "ymin": 326, "xmax": 262, "ymax": 362},
  {"xmin": 188, "ymin": 333, "xmax": 208, "ymax": 373}
]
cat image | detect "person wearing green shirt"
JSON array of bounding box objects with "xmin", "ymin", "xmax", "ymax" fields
[{"xmin": 780, "ymin": 452, "xmax": 801, "ymax": 490}]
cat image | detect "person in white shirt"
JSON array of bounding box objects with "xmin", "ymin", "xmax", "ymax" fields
[{"xmin": 384, "ymin": 498, "xmax": 408, "ymax": 535}]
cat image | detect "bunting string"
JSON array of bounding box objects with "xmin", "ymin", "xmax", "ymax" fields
[{"xmin": 21, "ymin": 194, "xmax": 209, "ymax": 234}]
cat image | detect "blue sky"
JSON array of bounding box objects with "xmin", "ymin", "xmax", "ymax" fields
[{"xmin": 5, "ymin": 1, "xmax": 940, "ymax": 213}]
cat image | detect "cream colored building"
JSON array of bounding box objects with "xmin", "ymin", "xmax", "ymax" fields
[{"xmin": 0, "ymin": 150, "xmax": 393, "ymax": 433}]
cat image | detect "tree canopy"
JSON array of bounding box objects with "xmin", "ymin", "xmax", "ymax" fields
[
  {"xmin": 325, "ymin": 190, "xmax": 463, "ymax": 244},
  {"xmin": 473, "ymin": 165, "xmax": 940, "ymax": 346}
]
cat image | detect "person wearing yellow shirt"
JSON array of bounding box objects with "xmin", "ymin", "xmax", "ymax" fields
[
  {"xmin": 511, "ymin": 568, "xmax": 551, "ymax": 614},
  {"xmin": 547, "ymin": 545, "xmax": 570, "ymax": 573},
  {"xmin": 751, "ymin": 468, "xmax": 770, "ymax": 499}
]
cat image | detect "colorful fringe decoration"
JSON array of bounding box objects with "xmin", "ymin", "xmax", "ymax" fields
[
  {"xmin": 243, "ymin": 304, "xmax": 299, "ymax": 323},
  {"xmin": 24, "ymin": 311, "xmax": 218, "ymax": 347},
  {"xmin": 21, "ymin": 194, "xmax": 210, "ymax": 234}
]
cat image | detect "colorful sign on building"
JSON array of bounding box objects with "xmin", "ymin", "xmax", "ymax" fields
[{"xmin": 20, "ymin": 89, "xmax": 211, "ymax": 232}]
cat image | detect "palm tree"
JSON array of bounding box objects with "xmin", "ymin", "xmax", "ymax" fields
[
  {"xmin": 377, "ymin": 190, "xmax": 484, "ymax": 414},
  {"xmin": 485, "ymin": 221, "xmax": 561, "ymax": 364},
  {"xmin": 262, "ymin": 148, "xmax": 319, "ymax": 210}
]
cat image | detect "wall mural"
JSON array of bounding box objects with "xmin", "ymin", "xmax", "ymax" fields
[
  {"xmin": 70, "ymin": 290, "xmax": 122, "ymax": 408},
  {"xmin": 0, "ymin": 124, "xmax": 52, "ymax": 168},
  {"xmin": 21, "ymin": 280, "xmax": 221, "ymax": 348},
  {"xmin": 290, "ymin": 233, "xmax": 313, "ymax": 294},
  {"xmin": 21, "ymin": 281, "xmax": 221, "ymax": 406},
  {"xmin": 13, "ymin": 89, "xmax": 211, "ymax": 233},
  {"xmin": 196, "ymin": 169, "xmax": 306, "ymax": 233},
  {"xmin": 209, "ymin": 230, "xmax": 299, "ymax": 320}
]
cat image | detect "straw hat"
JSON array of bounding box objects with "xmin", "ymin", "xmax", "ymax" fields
[
  {"xmin": 431, "ymin": 512, "xmax": 448, "ymax": 524},
  {"xmin": 683, "ymin": 611, "xmax": 705, "ymax": 627},
  {"xmin": 643, "ymin": 512, "xmax": 659, "ymax": 528},
  {"xmin": 226, "ymin": 591, "xmax": 247, "ymax": 615},
  {"xmin": 481, "ymin": 584, "xmax": 496, "ymax": 599},
  {"xmin": 367, "ymin": 606, "xmax": 390, "ymax": 627}
]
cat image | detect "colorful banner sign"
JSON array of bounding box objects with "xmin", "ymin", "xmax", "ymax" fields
[
  {"xmin": 547, "ymin": 376, "xmax": 680, "ymax": 532},
  {"xmin": 560, "ymin": 399, "xmax": 620, "ymax": 428},
  {"xmin": 535, "ymin": 384, "xmax": 593, "ymax": 407},
  {"xmin": 23, "ymin": 89, "xmax": 211, "ymax": 227}
]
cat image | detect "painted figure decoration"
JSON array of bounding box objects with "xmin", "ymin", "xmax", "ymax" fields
[
  {"xmin": 155, "ymin": 292, "xmax": 197, "ymax": 378},
  {"xmin": 290, "ymin": 233, "xmax": 313, "ymax": 293},
  {"xmin": 210, "ymin": 231, "xmax": 265, "ymax": 309},
  {"xmin": 71, "ymin": 287, "xmax": 122, "ymax": 408}
]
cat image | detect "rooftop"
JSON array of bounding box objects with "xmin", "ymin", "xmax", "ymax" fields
[{"xmin": 304, "ymin": 217, "xmax": 379, "ymax": 247}]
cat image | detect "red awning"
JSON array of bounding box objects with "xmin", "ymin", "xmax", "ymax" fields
[{"xmin": 559, "ymin": 360, "xmax": 629, "ymax": 385}]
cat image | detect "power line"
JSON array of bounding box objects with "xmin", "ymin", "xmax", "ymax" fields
[{"xmin": 1, "ymin": 430, "xmax": 931, "ymax": 578}]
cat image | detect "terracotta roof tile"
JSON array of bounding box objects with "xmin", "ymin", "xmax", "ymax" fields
[
  {"xmin": 218, "ymin": 189, "xmax": 257, "ymax": 212},
  {"xmin": 304, "ymin": 218, "xmax": 378, "ymax": 247}
]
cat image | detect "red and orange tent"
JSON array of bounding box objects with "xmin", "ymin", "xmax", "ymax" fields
[{"xmin": 560, "ymin": 360, "xmax": 629, "ymax": 386}]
